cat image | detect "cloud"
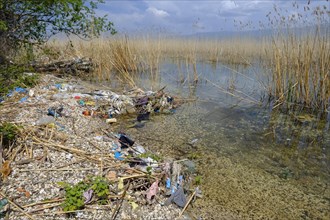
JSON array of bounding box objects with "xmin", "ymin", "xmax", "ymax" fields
[
  {"xmin": 97, "ymin": 0, "xmax": 328, "ymax": 34},
  {"xmin": 147, "ymin": 7, "xmax": 169, "ymax": 18}
]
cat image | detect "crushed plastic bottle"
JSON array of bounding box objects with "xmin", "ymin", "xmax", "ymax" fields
[{"xmin": 35, "ymin": 116, "xmax": 55, "ymax": 125}]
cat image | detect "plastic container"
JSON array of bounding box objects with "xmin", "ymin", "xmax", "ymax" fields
[
  {"xmin": 106, "ymin": 118, "xmax": 117, "ymax": 124},
  {"xmin": 35, "ymin": 116, "xmax": 55, "ymax": 125}
]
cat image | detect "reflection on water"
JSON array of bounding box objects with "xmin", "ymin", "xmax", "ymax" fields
[{"xmin": 112, "ymin": 61, "xmax": 330, "ymax": 219}]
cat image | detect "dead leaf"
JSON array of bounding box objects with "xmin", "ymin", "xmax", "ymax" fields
[
  {"xmin": 126, "ymin": 169, "xmax": 134, "ymax": 175},
  {"xmin": 17, "ymin": 187, "xmax": 31, "ymax": 198},
  {"xmin": 17, "ymin": 187, "xmax": 25, "ymax": 192},
  {"xmin": 106, "ymin": 171, "xmax": 117, "ymax": 181},
  {"xmin": 25, "ymin": 191, "xmax": 31, "ymax": 198},
  {"xmin": 118, "ymin": 178, "xmax": 124, "ymax": 190},
  {"xmin": 129, "ymin": 201, "xmax": 138, "ymax": 210},
  {"xmin": 0, "ymin": 160, "xmax": 11, "ymax": 180}
]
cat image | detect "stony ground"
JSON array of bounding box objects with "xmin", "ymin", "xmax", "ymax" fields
[{"xmin": 0, "ymin": 74, "xmax": 197, "ymax": 220}]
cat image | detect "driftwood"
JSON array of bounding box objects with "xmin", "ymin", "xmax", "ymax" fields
[{"xmin": 31, "ymin": 58, "xmax": 95, "ymax": 74}]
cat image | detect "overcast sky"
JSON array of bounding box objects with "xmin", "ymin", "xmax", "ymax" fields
[{"xmin": 97, "ymin": 0, "xmax": 329, "ymax": 35}]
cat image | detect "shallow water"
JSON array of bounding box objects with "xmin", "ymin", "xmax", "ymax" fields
[{"xmin": 112, "ymin": 61, "xmax": 330, "ymax": 219}]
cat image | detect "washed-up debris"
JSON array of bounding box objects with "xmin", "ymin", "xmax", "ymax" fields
[
  {"xmin": 137, "ymin": 112, "xmax": 150, "ymax": 122},
  {"xmin": 106, "ymin": 118, "xmax": 117, "ymax": 124},
  {"xmin": 114, "ymin": 151, "xmax": 124, "ymax": 161},
  {"xmin": 47, "ymin": 106, "xmax": 63, "ymax": 117},
  {"xmin": 0, "ymin": 74, "xmax": 199, "ymax": 219},
  {"xmin": 83, "ymin": 189, "xmax": 93, "ymax": 204},
  {"xmin": 165, "ymin": 187, "xmax": 186, "ymax": 208},
  {"xmin": 32, "ymin": 57, "xmax": 95, "ymax": 74},
  {"xmin": 35, "ymin": 116, "xmax": 55, "ymax": 125},
  {"xmin": 19, "ymin": 96, "xmax": 28, "ymax": 103},
  {"xmin": 0, "ymin": 198, "xmax": 8, "ymax": 210},
  {"xmin": 119, "ymin": 133, "xmax": 135, "ymax": 148},
  {"xmin": 146, "ymin": 180, "xmax": 159, "ymax": 202},
  {"xmin": 0, "ymin": 87, "xmax": 30, "ymax": 103}
]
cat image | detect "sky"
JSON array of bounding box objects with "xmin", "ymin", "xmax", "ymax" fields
[{"xmin": 96, "ymin": 0, "xmax": 329, "ymax": 35}]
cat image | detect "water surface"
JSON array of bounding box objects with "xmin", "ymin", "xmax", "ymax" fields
[{"xmin": 112, "ymin": 61, "xmax": 330, "ymax": 219}]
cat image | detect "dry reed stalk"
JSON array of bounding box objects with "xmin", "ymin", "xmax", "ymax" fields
[
  {"xmin": 202, "ymin": 76, "xmax": 259, "ymax": 104},
  {"xmin": 179, "ymin": 190, "xmax": 196, "ymax": 217},
  {"xmin": 269, "ymin": 28, "xmax": 329, "ymax": 113},
  {"xmin": 17, "ymin": 167, "xmax": 112, "ymax": 172},
  {"xmin": 31, "ymin": 138, "xmax": 112, "ymax": 164},
  {"xmin": 25, "ymin": 203, "xmax": 62, "ymax": 214},
  {"xmin": 111, "ymin": 180, "xmax": 130, "ymax": 220},
  {"xmin": 23, "ymin": 198, "xmax": 65, "ymax": 208},
  {"xmin": 49, "ymin": 36, "xmax": 266, "ymax": 83},
  {"xmin": 32, "ymin": 209, "xmax": 92, "ymax": 216}
]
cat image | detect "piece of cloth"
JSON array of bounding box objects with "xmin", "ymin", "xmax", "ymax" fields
[
  {"xmin": 119, "ymin": 134, "xmax": 134, "ymax": 148},
  {"xmin": 83, "ymin": 189, "xmax": 93, "ymax": 204},
  {"xmin": 129, "ymin": 158, "xmax": 147, "ymax": 167},
  {"xmin": 164, "ymin": 187, "xmax": 186, "ymax": 208},
  {"xmin": 47, "ymin": 107, "xmax": 63, "ymax": 117},
  {"xmin": 146, "ymin": 180, "xmax": 159, "ymax": 201},
  {"xmin": 137, "ymin": 112, "xmax": 150, "ymax": 122},
  {"xmin": 135, "ymin": 96, "xmax": 149, "ymax": 106}
]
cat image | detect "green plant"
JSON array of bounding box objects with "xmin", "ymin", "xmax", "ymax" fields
[
  {"xmin": 0, "ymin": 0, "xmax": 116, "ymax": 59},
  {"xmin": 58, "ymin": 176, "xmax": 110, "ymax": 212},
  {"xmin": 0, "ymin": 122, "xmax": 20, "ymax": 147},
  {"xmin": 194, "ymin": 175, "xmax": 202, "ymax": 185},
  {"xmin": 146, "ymin": 166, "xmax": 152, "ymax": 176},
  {"xmin": 90, "ymin": 176, "xmax": 110, "ymax": 204},
  {"xmin": 188, "ymin": 152, "xmax": 201, "ymax": 160},
  {"xmin": 58, "ymin": 181, "xmax": 88, "ymax": 212},
  {"xmin": 139, "ymin": 152, "xmax": 162, "ymax": 162},
  {"xmin": 0, "ymin": 65, "xmax": 39, "ymax": 96},
  {"xmin": 279, "ymin": 167, "xmax": 294, "ymax": 180}
]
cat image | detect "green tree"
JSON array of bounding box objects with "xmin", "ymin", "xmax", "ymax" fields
[{"xmin": 0, "ymin": 0, "xmax": 116, "ymax": 62}]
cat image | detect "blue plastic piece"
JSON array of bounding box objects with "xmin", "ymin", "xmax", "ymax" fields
[
  {"xmin": 166, "ymin": 178, "xmax": 171, "ymax": 189},
  {"xmin": 171, "ymin": 186, "xmax": 176, "ymax": 194},
  {"xmin": 15, "ymin": 87, "xmax": 28, "ymax": 93},
  {"xmin": 6, "ymin": 90, "xmax": 13, "ymax": 97},
  {"xmin": 48, "ymin": 108, "xmax": 60, "ymax": 117},
  {"xmin": 0, "ymin": 198, "xmax": 8, "ymax": 209},
  {"xmin": 114, "ymin": 151, "xmax": 124, "ymax": 160},
  {"xmin": 55, "ymin": 84, "xmax": 62, "ymax": 89},
  {"xmin": 19, "ymin": 96, "xmax": 28, "ymax": 103},
  {"xmin": 78, "ymin": 100, "xmax": 85, "ymax": 106}
]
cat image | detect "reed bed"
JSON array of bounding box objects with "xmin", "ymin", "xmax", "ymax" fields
[
  {"xmin": 269, "ymin": 28, "xmax": 330, "ymax": 114},
  {"xmin": 45, "ymin": 36, "xmax": 265, "ymax": 84},
  {"xmin": 44, "ymin": 28, "xmax": 329, "ymax": 114}
]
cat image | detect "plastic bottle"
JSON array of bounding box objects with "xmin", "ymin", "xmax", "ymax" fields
[{"xmin": 35, "ymin": 116, "xmax": 55, "ymax": 125}]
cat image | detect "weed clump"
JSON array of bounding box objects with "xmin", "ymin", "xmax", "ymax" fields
[
  {"xmin": 0, "ymin": 65, "xmax": 39, "ymax": 96},
  {"xmin": 58, "ymin": 176, "xmax": 110, "ymax": 212},
  {"xmin": 0, "ymin": 122, "xmax": 20, "ymax": 147}
]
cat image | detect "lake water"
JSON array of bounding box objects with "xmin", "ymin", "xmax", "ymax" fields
[{"xmin": 110, "ymin": 60, "xmax": 330, "ymax": 219}]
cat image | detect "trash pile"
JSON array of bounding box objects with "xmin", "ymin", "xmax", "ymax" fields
[{"xmin": 0, "ymin": 74, "xmax": 201, "ymax": 220}]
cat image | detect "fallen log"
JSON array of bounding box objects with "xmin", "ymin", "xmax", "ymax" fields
[{"xmin": 31, "ymin": 57, "xmax": 95, "ymax": 74}]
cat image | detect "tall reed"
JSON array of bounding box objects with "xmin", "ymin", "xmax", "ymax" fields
[{"xmin": 269, "ymin": 27, "xmax": 329, "ymax": 113}]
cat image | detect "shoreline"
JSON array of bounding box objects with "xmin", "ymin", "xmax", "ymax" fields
[{"xmin": 0, "ymin": 74, "xmax": 198, "ymax": 220}]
